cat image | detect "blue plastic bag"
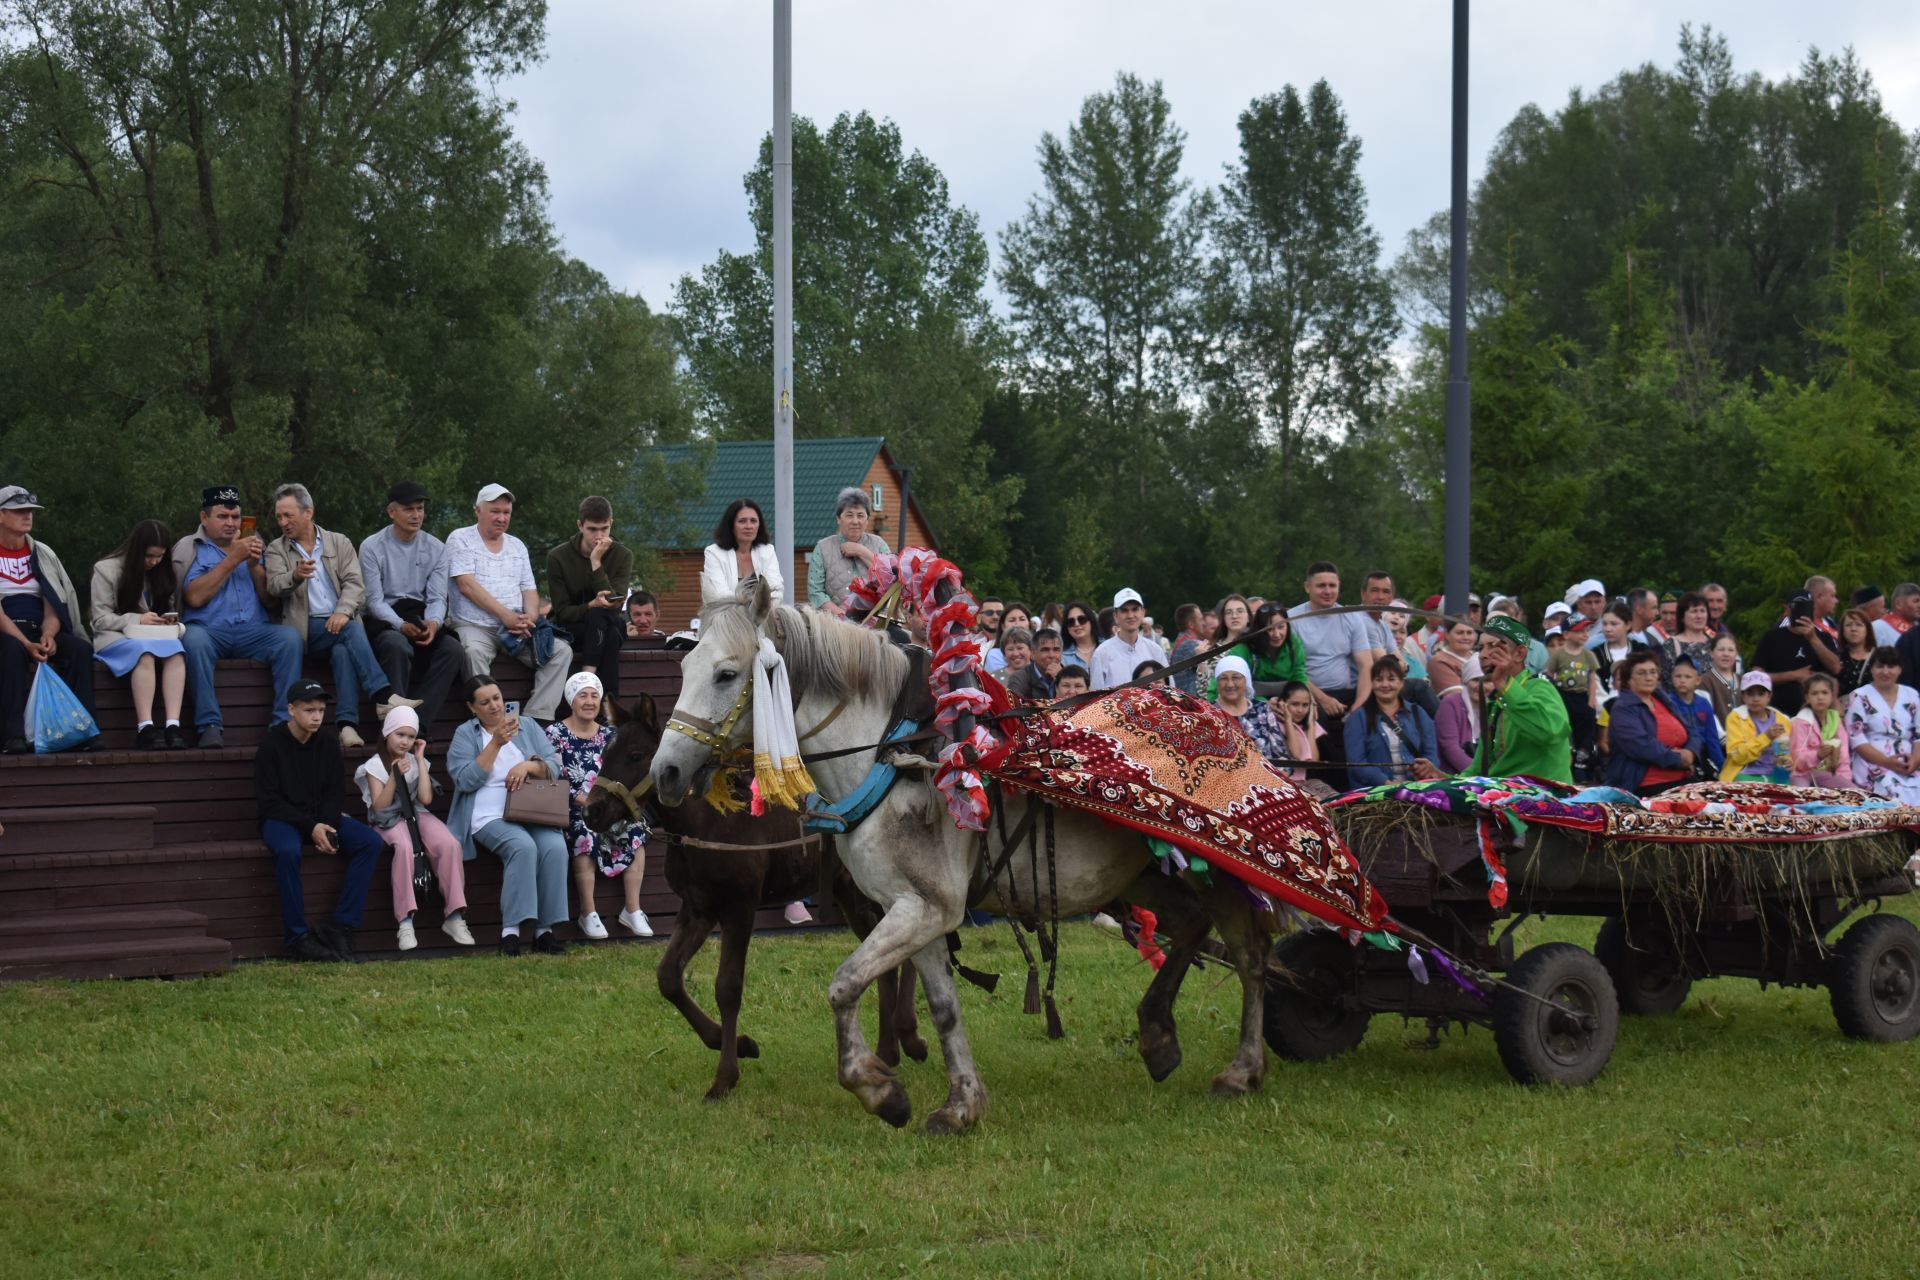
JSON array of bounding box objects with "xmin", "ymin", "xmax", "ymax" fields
[{"xmin": 26, "ymin": 663, "xmax": 97, "ymax": 754}]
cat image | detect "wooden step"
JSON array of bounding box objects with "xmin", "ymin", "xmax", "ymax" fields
[
  {"xmin": 0, "ymin": 934, "xmax": 232, "ymax": 983},
  {"xmin": 0, "ymin": 804, "xmax": 156, "ymax": 855},
  {"xmin": 0, "ymin": 906, "xmax": 211, "ymax": 945}
]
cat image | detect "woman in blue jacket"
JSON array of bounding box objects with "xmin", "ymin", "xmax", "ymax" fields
[
  {"xmin": 1603, "ymin": 651, "xmax": 1703, "ymax": 797},
  {"xmin": 1344, "ymin": 655, "xmax": 1442, "ymax": 787},
  {"xmin": 447, "ymin": 674, "xmax": 570, "ymax": 954}
]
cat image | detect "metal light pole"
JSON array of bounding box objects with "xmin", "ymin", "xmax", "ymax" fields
[
  {"xmin": 1442, "ymin": 0, "xmax": 1471, "ymax": 619},
  {"xmin": 771, "ymin": 0, "xmax": 795, "ymax": 581}
]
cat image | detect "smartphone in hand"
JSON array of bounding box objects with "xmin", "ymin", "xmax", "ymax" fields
[{"xmin": 240, "ymin": 515, "xmax": 257, "ymax": 538}]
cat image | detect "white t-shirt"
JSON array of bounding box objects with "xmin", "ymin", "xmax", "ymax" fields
[
  {"xmin": 1091, "ymin": 633, "xmax": 1165, "ymax": 690},
  {"xmin": 446, "ymin": 525, "xmax": 535, "ymax": 627},
  {"xmin": 468, "ymin": 740, "xmax": 524, "ymax": 831}
]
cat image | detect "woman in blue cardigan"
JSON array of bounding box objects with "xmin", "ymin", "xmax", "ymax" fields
[
  {"xmin": 447, "ymin": 674, "xmax": 570, "ymax": 955},
  {"xmin": 1344, "ymin": 655, "xmax": 1442, "ymax": 787}
]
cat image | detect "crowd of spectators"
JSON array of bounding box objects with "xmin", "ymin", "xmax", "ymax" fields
[
  {"xmin": 965, "ymin": 560, "xmax": 1920, "ymax": 811},
  {"xmin": 15, "ymin": 470, "xmax": 1920, "ymax": 958}
]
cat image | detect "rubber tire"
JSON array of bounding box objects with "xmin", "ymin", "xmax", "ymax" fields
[
  {"xmin": 1594, "ymin": 915, "xmax": 1693, "ymax": 1016},
  {"xmin": 1828, "ymin": 913, "xmax": 1920, "ymax": 1043},
  {"xmin": 1492, "ymin": 942, "xmax": 1620, "ymax": 1086},
  {"xmin": 1263, "ymin": 930, "xmax": 1370, "ymax": 1062}
]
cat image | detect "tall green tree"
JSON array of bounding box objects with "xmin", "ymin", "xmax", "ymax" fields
[
  {"xmin": 1193, "ymin": 80, "xmax": 1398, "ymax": 548},
  {"xmin": 0, "ymin": 0, "xmax": 696, "ymax": 563},
  {"xmin": 995, "ymin": 72, "xmax": 1207, "ymax": 597},
  {"xmin": 1722, "ymin": 188, "xmax": 1920, "ymax": 635},
  {"xmin": 672, "ymin": 111, "xmax": 1015, "ymax": 574}
]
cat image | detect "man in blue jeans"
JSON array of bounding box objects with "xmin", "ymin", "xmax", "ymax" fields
[
  {"xmin": 172, "ymin": 485, "xmax": 303, "ymax": 749},
  {"xmin": 255, "ymin": 679, "xmax": 384, "ymax": 962},
  {"xmin": 264, "ymin": 481, "xmax": 416, "ymax": 749}
]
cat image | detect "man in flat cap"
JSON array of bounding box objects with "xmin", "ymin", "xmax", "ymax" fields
[
  {"xmin": 0, "ymin": 485, "xmax": 97, "ymax": 752},
  {"xmin": 172, "ymin": 485, "xmax": 303, "ymax": 748},
  {"xmin": 359, "ymin": 479, "xmax": 464, "ymax": 733}
]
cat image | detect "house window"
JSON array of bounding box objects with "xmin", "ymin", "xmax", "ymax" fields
[{"xmin": 871, "ymin": 483, "xmax": 885, "ymax": 511}]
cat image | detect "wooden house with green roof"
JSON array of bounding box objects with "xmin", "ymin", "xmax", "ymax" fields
[{"xmin": 642, "ymin": 437, "xmax": 936, "ymax": 628}]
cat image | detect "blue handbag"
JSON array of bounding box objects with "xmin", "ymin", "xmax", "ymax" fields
[{"xmin": 27, "ymin": 663, "xmax": 97, "ymax": 753}]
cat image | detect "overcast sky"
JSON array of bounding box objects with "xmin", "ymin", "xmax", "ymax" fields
[{"xmin": 500, "ymin": 1, "xmax": 1920, "ymax": 312}]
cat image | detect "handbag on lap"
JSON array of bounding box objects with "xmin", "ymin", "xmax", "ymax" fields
[{"xmin": 502, "ymin": 776, "xmax": 569, "ymax": 828}]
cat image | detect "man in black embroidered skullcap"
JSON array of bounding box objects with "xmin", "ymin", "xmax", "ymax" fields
[{"xmin": 169, "ymin": 485, "xmax": 304, "ymax": 748}]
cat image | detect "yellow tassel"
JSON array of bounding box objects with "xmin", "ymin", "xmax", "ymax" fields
[
  {"xmin": 752, "ymin": 752, "xmax": 818, "ymax": 810},
  {"xmin": 704, "ymin": 767, "xmax": 748, "ymax": 814}
]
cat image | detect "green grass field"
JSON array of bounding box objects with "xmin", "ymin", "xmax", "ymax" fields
[{"xmin": 5, "ymin": 910, "xmax": 1919, "ymax": 1278}]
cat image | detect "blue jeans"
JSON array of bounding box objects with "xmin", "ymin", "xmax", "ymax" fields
[
  {"xmin": 262, "ymin": 815, "xmax": 384, "ymax": 946},
  {"xmin": 306, "ymin": 618, "xmax": 389, "ymax": 725},
  {"xmin": 183, "ymin": 622, "xmax": 303, "ymax": 730}
]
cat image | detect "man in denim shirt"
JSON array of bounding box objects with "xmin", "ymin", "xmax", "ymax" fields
[{"xmin": 171, "ymin": 485, "xmax": 303, "ymax": 748}]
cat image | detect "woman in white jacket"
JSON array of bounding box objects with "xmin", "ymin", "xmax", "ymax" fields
[
  {"xmin": 700, "ymin": 498, "xmax": 785, "ymax": 606},
  {"xmin": 92, "ymin": 519, "xmax": 189, "ymax": 750}
]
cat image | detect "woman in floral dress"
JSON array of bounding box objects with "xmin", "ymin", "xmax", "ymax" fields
[
  {"xmin": 547, "ymin": 672, "xmax": 653, "ymax": 939},
  {"xmin": 1844, "ymin": 647, "xmax": 1920, "ymax": 805}
]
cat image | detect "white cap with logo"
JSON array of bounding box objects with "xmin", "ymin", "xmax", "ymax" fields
[{"xmin": 1112, "ymin": 588, "xmax": 1143, "ymax": 609}]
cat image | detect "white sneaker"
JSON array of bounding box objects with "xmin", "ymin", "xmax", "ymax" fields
[
  {"xmin": 618, "ymin": 908, "xmax": 654, "ymax": 937},
  {"xmin": 784, "ymin": 901, "xmax": 813, "ymax": 925},
  {"xmin": 578, "ymin": 911, "xmax": 609, "ymax": 940},
  {"xmin": 442, "ymin": 914, "xmax": 474, "ymax": 946},
  {"xmin": 337, "ymin": 724, "xmax": 365, "ymax": 749},
  {"xmin": 1091, "ymin": 911, "xmax": 1122, "ymax": 933},
  {"xmin": 396, "ymin": 918, "xmax": 418, "ymax": 951}
]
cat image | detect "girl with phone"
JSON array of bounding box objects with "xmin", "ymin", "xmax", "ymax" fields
[
  {"xmin": 354, "ymin": 705, "xmax": 471, "ymax": 950},
  {"xmin": 90, "ymin": 520, "xmax": 189, "ymax": 749}
]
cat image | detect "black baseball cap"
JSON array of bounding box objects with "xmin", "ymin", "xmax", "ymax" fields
[
  {"xmin": 288, "ymin": 679, "xmax": 327, "ymax": 703},
  {"xmin": 387, "ymin": 479, "xmax": 428, "ymax": 504}
]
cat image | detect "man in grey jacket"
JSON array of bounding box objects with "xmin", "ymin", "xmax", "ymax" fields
[
  {"xmin": 264, "ymin": 483, "xmax": 415, "ymax": 748},
  {"xmin": 359, "ymin": 480, "xmax": 464, "ymax": 733}
]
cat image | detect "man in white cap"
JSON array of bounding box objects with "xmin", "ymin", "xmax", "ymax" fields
[
  {"xmin": 1090, "ymin": 588, "xmax": 1162, "ymax": 690},
  {"xmin": 0, "ymin": 485, "xmax": 95, "ymax": 753},
  {"xmin": 446, "ymin": 484, "xmax": 573, "ymax": 719}
]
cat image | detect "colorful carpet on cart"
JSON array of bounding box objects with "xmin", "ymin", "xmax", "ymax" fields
[
  {"xmin": 985, "ymin": 683, "xmax": 1388, "ymax": 932},
  {"xmin": 1327, "ymin": 776, "xmax": 1920, "ymax": 844}
]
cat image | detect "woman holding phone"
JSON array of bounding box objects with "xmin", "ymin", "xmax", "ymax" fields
[{"xmin": 91, "ymin": 519, "xmax": 189, "ymax": 749}]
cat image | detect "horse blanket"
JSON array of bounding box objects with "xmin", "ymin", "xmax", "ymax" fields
[{"xmin": 984, "ymin": 683, "xmax": 1388, "ymax": 932}]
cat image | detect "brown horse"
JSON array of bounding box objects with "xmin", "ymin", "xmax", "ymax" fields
[{"xmin": 584, "ymin": 694, "xmax": 924, "ymax": 1101}]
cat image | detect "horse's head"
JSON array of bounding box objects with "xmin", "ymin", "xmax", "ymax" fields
[
  {"xmin": 651, "ymin": 576, "xmax": 773, "ymax": 806},
  {"xmin": 584, "ymin": 694, "xmax": 664, "ymax": 833}
]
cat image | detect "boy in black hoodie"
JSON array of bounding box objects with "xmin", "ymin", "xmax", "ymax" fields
[{"xmin": 255, "ymin": 679, "xmax": 384, "ymax": 960}]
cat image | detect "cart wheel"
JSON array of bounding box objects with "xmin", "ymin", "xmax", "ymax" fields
[
  {"xmin": 1594, "ymin": 916, "xmax": 1693, "ymax": 1016},
  {"xmin": 1828, "ymin": 913, "xmax": 1920, "ymax": 1043},
  {"xmin": 1493, "ymin": 943, "xmax": 1619, "ymax": 1086},
  {"xmin": 1263, "ymin": 930, "xmax": 1370, "ymax": 1062}
]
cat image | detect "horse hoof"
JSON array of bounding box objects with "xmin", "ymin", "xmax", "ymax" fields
[
  {"xmin": 901, "ymin": 1035, "xmax": 930, "ymax": 1064},
  {"xmin": 1140, "ymin": 1028, "xmax": 1182, "ymax": 1082},
  {"xmin": 874, "ymin": 1082, "xmax": 912, "ymax": 1129},
  {"xmin": 924, "ymin": 1107, "xmax": 970, "ymax": 1137},
  {"xmin": 735, "ymin": 1035, "xmax": 760, "ymax": 1059},
  {"xmin": 1209, "ymin": 1072, "xmax": 1259, "ymax": 1098}
]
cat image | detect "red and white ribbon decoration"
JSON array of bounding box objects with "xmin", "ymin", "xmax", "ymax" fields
[{"xmin": 843, "ymin": 547, "xmax": 1000, "ymax": 830}]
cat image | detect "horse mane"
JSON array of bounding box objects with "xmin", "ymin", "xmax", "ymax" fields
[{"xmin": 700, "ymin": 598, "xmax": 908, "ymax": 709}]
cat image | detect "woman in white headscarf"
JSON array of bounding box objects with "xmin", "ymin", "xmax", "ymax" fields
[
  {"xmin": 1210, "ymin": 654, "xmax": 1292, "ymax": 770},
  {"xmin": 547, "ymin": 671, "xmax": 653, "ymax": 940}
]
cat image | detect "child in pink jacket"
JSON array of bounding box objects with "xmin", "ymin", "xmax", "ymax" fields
[{"xmin": 1789, "ymin": 673, "xmax": 1851, "ymax": 787}]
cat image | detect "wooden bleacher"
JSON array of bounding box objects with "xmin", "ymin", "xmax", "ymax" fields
[{"xmin": 0, "ymin": 645, "xmax": 836, "ymax": 981}]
